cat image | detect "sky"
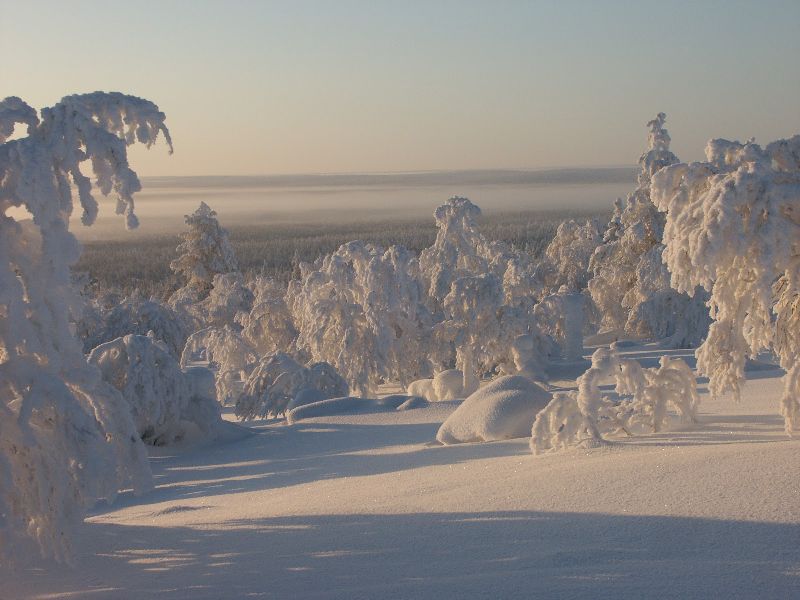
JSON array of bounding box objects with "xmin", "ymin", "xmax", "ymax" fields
[{"xmin": 3, "ymin": 0, "xmax": 799, "ymax": 177}]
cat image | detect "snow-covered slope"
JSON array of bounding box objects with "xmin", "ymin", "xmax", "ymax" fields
[{"xmin": 3, "ymin": 346, "xmax": 799, "ymax": 599}]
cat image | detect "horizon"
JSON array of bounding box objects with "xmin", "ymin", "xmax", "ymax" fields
[{"xmin": 5, "ymin": 1, "xmax": 799, "ymax": 178}]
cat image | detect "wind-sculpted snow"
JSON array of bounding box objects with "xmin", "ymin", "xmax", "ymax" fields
[
  {"xmin": 89, "ymin": 334, "xmax": 225, "ymax": 445},
  {"xmin": 0, "ymin": 93, "xmax": 169, "ymax": 561},
  {"xmin": 652, "ymin": 131, "xmax": 800, "ymax": 434},
  {"xmin": 286, "ymin": 393, "xmax": 427, "ymax": 424},
  {"xmin": 437, "ymin": 375, "xmax": 552, "ymax": 445},
  {"xmin": 531, "ymin": 346, "xmax": 699, "ymax": 454}
]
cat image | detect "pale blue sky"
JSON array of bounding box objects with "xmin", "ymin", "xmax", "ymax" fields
[{"xmin": 3, "ymin": 0, "xmax": 799, "ymax": 176}]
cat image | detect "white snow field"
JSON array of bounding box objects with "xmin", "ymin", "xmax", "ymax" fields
[{"xmin": 2, "ymin": 344, "xmax": 799, "ymax": 599}]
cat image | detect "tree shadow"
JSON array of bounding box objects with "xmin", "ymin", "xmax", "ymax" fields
[
  {"xmin": 96, "ymin": 420, "xmax": 527, "ymax": 513},
  {"xmin": 7, "ymin": 511, "xmax": 799, "ymax": 599}
]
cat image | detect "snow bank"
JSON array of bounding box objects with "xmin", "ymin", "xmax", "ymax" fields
[
  {"xmin": 287, "ymin": 394, "xmax": 428, "ymax": 424},
  {"xmin": 436, "ymin": 376, "xmax": 552, "ymax": 444}
]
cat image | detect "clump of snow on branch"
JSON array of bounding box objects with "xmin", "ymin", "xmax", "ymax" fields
[
  {"xmin": 651, "ymin": 130, "xmax": 800, "ymax": 434},
  {"xmin": 0, "ymin": 93, "xmax": 170, "ymax": 561},
  {"xmin": 530, "ymin": 346, "xmax": 699, "ymax": 454},
  {"xmin": 89, "ymin": 334, "xmax": 224, "ymax": 445}
]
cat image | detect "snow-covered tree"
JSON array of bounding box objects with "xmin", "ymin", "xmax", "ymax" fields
[
  {"xmin": 288, "ymin": 241, "xmax": 429, "ymax": 395},
  {"xmin": 651, "ymin": 132, "xmax": 800, "ymax": 434},
  {"xmin": 419, "ymin": 197, "xmax": 488, "ymax": 306},
  {"xmin": 588, "ymin": 113, "xmax": 707, "ymax": 346},
  {"xmin": 533, "ymin": 287, "xmax": 588, "ymax": 361},
  {"xmin": 169, "ymin": 201, "xmax": 238, "ymax": 309},
  {"xmin": 541, "ymin": 218, "xmax": 602, "ymax": 293},
  {"xmin": 89, "ymin": 334, "xmax": 224, "ymax": 445},
  {"xmin": 237, "ymin": 277, "xmax": 298, "ymax": 356},
  {"xmin": 0, "ymin": 93, "xmax": 169, "ymax": 560},
  {"xmin": 201, "ymin": 272, "xmax": 254, "ymax": 329},
  {"xmin": 81, "ymin": 292, "xmax": 189, "ymax": 358},
  {"xmin": 181, "ymin": 325, "xmax": 257, "ymax": 405}
]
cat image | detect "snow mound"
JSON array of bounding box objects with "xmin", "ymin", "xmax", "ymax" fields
[
  {"xmin": 436, "ymin": 376, "xmax": 552, "ymax": 445},
  {"xmin": 287, "ymin": 394, "xmax": 428, "ymax": 424}
]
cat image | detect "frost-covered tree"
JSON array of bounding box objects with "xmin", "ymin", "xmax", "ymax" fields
[
  {"xmin": 419, "ymin": 197, "xmax": 488, "ymax": 306},
  {"xmin": 439, "ymin": 273, "xmax": 537, "ymax": 382},
  {"xmin": 89, "ymin": 334, "xmax": 224, "ymax": 445},
  {"xmin": 169, "ymin": 201, "xmax": 238, "ymax": 309},
  {"xmin": 588, "ymin": 114, "xmax": 707, "ymax": 346},
  {"xmin": 651, "ymin": 132, "xmax": 800, "ymax": 434},
  {"xmin": 534, "ymin": 287, "xmax": 588, "ymax": 361},
  {"xmin": 0, "ymin": 93, "xmax": 170, "ymax": 560}
]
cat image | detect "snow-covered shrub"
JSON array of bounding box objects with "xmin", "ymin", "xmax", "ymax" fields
[
  {"xmin": 437, "ymin": 375, "xmax": 552, "ymax": 444},
  {"xmin": 651, "ymin": 131, "xmax": 800, "ymax": 434},
  {"xmin": 88, "ymin": 334, "xmax": 224, "ymax": 445},
  {"xmin": 0, "ymin": 93, "xmax": 169, "ymax": 560},
  {"xmin": 81, "ymin": 293, "xmax": 189, "ymax": 358},
  {"xmin": 588, "ymin": 114, "xmax": 708, "ymax": 345},
  {"xmin": 235, "ymin": 353, "xmax": 348, "ymax": 420},
  {"xmin": 169, "ymin": 201, "xmax": 238, "ymax": 310},
  {"xmin": 530, "ymin": 347, "xmax": 699, "ymax": 454}
]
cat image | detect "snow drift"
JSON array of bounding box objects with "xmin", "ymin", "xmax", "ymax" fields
[{"xmin": 436, "ymin": 375, "xmax": 552, "ymax": 444}]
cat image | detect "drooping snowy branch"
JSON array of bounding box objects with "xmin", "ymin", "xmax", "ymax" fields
[{"xmin": 0, "ymin": 93, "xmax": 170, "ymax": 561}]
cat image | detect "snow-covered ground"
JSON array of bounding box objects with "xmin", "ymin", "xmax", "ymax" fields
[{"xmin": 3, "ymin": 345, "xmax": 799, "ymax": 599}]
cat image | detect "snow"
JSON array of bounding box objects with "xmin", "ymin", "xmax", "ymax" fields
[
  {"xmin": 437, "ymin": 375, "xmax": 552, "ymax": 444},
  {"xmin": 2, "ymin": 344, "xmax": 798, "ymax": 598}
]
